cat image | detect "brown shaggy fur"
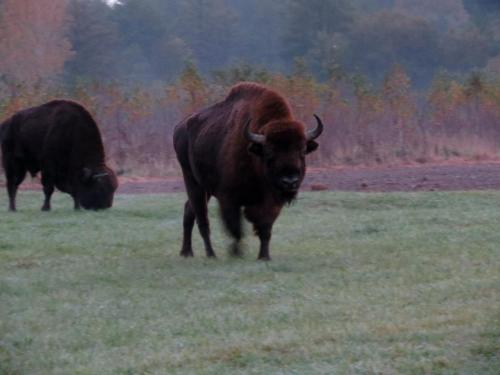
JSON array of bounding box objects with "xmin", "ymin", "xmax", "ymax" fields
[
  {"xmin": 1, "ymin": 100, "xmax": 118, "ymax": 211},
  {"xmin": 173, "ymin": 82, "xmax": 322, "ymax": 260}
]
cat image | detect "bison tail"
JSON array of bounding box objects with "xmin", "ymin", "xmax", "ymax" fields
[
  {"xmin": 0, "ymin": 121, "xmax": 6, "ymax": 142},
  {"xmin": 0, "ymin": 121, "xmax": 6, "ymax": 171}
]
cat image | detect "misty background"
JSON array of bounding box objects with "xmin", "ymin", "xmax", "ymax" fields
[
  {"xmin": 73, "ymin": 0, "xmax": 500, "ymax": 87},
  {"xmin": 1, "ymin": 0, "xmax": 499, "ymax": 87},
  {"xmin": 68, "ymin": 0, "xmax": 500, "ymax": 86}
]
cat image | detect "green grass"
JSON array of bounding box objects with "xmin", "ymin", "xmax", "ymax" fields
[{"xmin": 0, "ymin": 190, "xmax": 499, "ymax": 375}]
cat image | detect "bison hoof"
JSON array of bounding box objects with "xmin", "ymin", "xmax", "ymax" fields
[
  {"xmin": 180, "ymin": 250, "xmax": 194, "ymax": 257},
  {"xmin": 229, "ymin": 243, "xmax": 243, "ymax": 258},
  {"xmin": 41, "ymin": 206, "xmax": 51, "ymax": 211},
  {"xmin": 258, "ymin": 255, "xmax": 271, "ymax": 261}
]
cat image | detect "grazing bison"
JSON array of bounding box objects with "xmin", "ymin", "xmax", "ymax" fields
[
  {"xmin": 0, "ymin": 100, "xmax": 118, "ymax": 211},
  {"xmin": 173, "ymin": 82, "xmax": 323, "ymax": 260}
]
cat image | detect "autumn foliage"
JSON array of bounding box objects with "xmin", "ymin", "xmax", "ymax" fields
[
  {"xmin": 0, "ymin": 0, "xmax": 73, "ymax": 86},
  {"xmin": 1, "ymin": 64, "xmax": 499, "ymax": 176}
]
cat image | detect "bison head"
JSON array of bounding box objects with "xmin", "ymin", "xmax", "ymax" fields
[
  {"xmin": 245, "ymin": 115, "xmax": 323, "ymax": 201},
  {"xmin": 78, "ymin": 166, "xmax": 118, "ymax": 209}
]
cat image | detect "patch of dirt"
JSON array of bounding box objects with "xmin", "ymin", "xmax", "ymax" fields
[
  {"xmin": 8, "ymin": 161, "xmax": 500, "ymax": 194},
  {"xmin": 117, "ymin": 176, "xmax": 185, "ymax": 194},
  {"xmin": 301, "ymin": 161, "xmax": 500, "ymax": 193}
]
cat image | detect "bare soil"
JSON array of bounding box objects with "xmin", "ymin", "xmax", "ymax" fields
[
  {"xmin": 8, "ymin": 161, "xmax": 500, "ymax": 194},
  {"xmin": 300, "ymin": 161, "xmax": 500, "ymax": 192}
]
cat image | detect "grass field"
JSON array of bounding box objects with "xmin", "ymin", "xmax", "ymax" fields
[{"xmin": 0, "ymin": 190, "xmax": 499, "ymax": 374}]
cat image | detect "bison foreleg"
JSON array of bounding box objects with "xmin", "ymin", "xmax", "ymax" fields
[
  {"xmin": 220, "ymin": 201, "xmax": 243, "ymax": 257},
  {"xmin": 244, "ymin": 206, "xmax": 280, "ymax": 261},
  {"xmin": 220, "ymin": 203, "xmax": 243, "ymax": 257},
  {"xmin": 254, "ymin": 224, "xmax": 272, "ymax": 261},
  {"xmin": 73, "ymin": 197, "xmax": 81, "ymax": 210}
]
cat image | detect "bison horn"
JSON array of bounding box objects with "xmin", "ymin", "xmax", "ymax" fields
[
  {"xmin": 93, "ymin": 172, "xmax": 109, "ymax": 179},
  {"xmin": 306, "ymin": 114, "xmax": 324, "ymax": 141},
  {"xmin": 244, "ymin": 118, "xmax": 266, "ymax": 144}
]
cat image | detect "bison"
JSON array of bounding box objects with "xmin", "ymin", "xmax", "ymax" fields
[
  {"xmin": 173, "ymin": 82, "xmax": 323, "ymax": 260},
  {"xmin": 0, "ymin": 100, "xmax": 118, "ymax": 211}
]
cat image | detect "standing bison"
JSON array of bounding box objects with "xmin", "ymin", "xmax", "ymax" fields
[
  {"xmin": 173, "ymin": 82, "xmax": 323, "ymax": 260},
  {"xmin": 0, "ymin": 100, "xmax": 118, "ymax": 211}
]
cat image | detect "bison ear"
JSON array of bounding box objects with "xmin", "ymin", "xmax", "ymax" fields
[
  {"xmin": 306, "ymin": 140, "xmax": 319, "ymax": 154},
  {"xmin": 81, "ymin": 167, "xmax": 93, "ymax": 182},
  {"xmin": 248, "ymin": 142, "xmax": 264, "ymax": 157}
]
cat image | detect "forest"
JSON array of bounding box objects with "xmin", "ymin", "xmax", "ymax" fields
[{"xmin": 0, "ymin": 0, "xmax": 499, "ymax": 174}]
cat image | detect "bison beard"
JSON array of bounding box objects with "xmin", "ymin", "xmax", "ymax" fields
[
  {"xmin": 173, "ymin": 82, "xmax": 323, "ymax": 260},
  {"xmin": 0, "ymin": 100, "xmax": 118, "ymax": 211}
]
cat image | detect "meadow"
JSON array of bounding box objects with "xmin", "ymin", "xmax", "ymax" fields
[{"xmin": 0, "ymin": 190, "xmax": 499, "ymax": 374}]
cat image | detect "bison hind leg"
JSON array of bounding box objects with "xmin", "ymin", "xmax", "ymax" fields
[
  {"xmin": 5, "ymin": 162, "xmax": 27, "ymax": 211},
  {"xmin": 180, "ymin": 200, "xmax": 195, "ymax": 257},
  {"xmin": 183, "ymin": 186, "xmax": 216, "ymax": 258}
]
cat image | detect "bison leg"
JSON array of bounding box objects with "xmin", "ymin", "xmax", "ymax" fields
[
  {"xmin": 244, "ymin": 206, "xmax": 280, "ymax": 261},
  {"xmin": 220, "ymin": 200, "xmax": 243, "ymax": 257},
  {"xmin": 73, "ymin": 198, "xmax": 81, "ymax": 210},
  {"xmin": 5, "ymin": 162, "xmax": 26, "ymax": 212},
  {"xmin": 180, "ymin": 200, "xmax": 195, "ymax": 257},
  {"xmin": 255, "ymin": 224, "xmax": 272, "ymax": 261},
  {"xmin": 184, "ymin": 176, "xmax": 216, "ymax": 258},
  {"xmin": 41, "ymin": 174, "xmax": 55, "ymax": 211},
  {"xmin": 6, "ymin": 180, "xmax": 18, "ymax": 212}
]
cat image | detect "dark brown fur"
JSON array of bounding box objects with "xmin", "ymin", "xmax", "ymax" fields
[
  {"xmin": 1, "ymin": 100, "xmax": 118, "ymax": 211},
  {"xmin": 173, "ymin": 82, "xmax": 322, "ymax": 260}
]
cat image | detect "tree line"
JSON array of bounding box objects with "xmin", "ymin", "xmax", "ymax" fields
[
  {"xmin": 0, "ymin": 0, "xmax": 499, "ymax": 87},
  {"xmin": 2, "ymin": 64, "xmax": 498, "ymax": 175}
]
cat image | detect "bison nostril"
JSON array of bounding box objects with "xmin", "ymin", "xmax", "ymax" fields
[{"xmin": 281, "ymin": 176, "xmax": 299, "ymax": 188}]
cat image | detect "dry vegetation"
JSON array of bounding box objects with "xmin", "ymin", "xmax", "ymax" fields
[{"xmin": 2, "ymin": 66, "xmax": 500, "ymax": 176}]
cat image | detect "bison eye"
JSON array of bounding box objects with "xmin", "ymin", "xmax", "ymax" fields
[
  {"xmin": 262, "ymin": 147, "xmax": 275, "ymax": 160},
  {"xmin": 248, "ymin": 142, "xmax": 264, "ymax": 156}
]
